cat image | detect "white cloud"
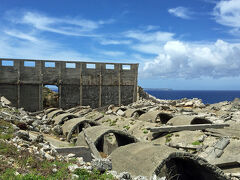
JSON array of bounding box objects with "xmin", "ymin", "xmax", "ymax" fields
[
  {"xmin": 168, "ymin": 7, "xmax": 192, "ymax": 19},
  {"xmin": 9, "ymin": 11, "xmax": 113, "ymax": 37},
  {"xmin": 0, "ymin": 31, "xmax": 93, "ymax": 61},
  {"xmin": 3, "ymin": 30, "xmax": 39, "ymax": 42},
  {"xmin": 99, "ymin": 38, "xmax": 132, "ymax": 45},
  {"xmin": 124, "ymin": 30, "xmax": 174, "ymax": 42},
  {"xmin": 142, "ymin": 39, "xmax": 240, "ymax": 78},
  {"xmin": 214, "ymin": 0, "xmax": 240, "ymax": 28},
  {"xmin": 101, "ymin": 50, "xmax": 126, "ymax": 57}
]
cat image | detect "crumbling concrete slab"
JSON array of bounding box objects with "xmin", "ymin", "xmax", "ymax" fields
[{"xmin": 53, "ymin": 113, "xmax": 78, "ymax": 125}]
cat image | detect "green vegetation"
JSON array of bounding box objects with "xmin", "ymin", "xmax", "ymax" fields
[
  {"xmin": 0, "ymin": 119, "xmax": 14, "ymax": 140},
  {"xmin": 123, "ymin": 125, "xmax": 130, "ymax": 130},
  {"xmin": 74, "ymin": 168, "xmax": 115, "ymax": 180},
  {"xmin": 0, "ymin": 119, "xmax": 115, "ymax": 179},
  {"xmin": 165, "ymin": 133, "xmax": 173, "ymax": 143},
  {"xmin": 109, "ymin": 119, "xmax": 117, "ymax": 126},
  {"xmin": 192, "ymin": 140, "xmax": 201, "ymax": 146},
  {"xmin": 142, "ymin": 128, "xmax": 148, "ymax": 134}
]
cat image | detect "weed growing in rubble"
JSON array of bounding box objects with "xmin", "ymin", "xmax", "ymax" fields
[
  {"xmin": 0, "ymin": 119, "xmax": 14, "ymax": 140},
  {"xmin": 192, "ymin": 140, "xmax": 201, "ymax": 146},
  {"xmin": 74, "ymin": 168, "xmax": 115, "ymax": 180},
  {"xmin": 123, "ymin": 125, "xmax": 130, "ymax": 130},
  {"xmin": 165, "ymin": 133, "xmax": 173, "ymax": 143}
]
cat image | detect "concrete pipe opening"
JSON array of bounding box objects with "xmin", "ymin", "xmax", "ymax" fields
[
  {"xmin": 154, "ymin": 153, "xmax": 227, "ymax": 180},
  {"xmin": 95, "ymin": 132, "xmax": 137, "ymax": 156},
  {"xmin": 191, "ymin": 117, "xmax": 212, "ymax": 125},
  {"xmin": 157, "ymin": 113, "xmax": 173, "ymax": 124},
  {"xmin": 69, "ymin": 121, "xmax": 99, "ymax": 142},
  {"xmin": 132, "ymin": 110, "xmax": 145, "ymax": 118}
]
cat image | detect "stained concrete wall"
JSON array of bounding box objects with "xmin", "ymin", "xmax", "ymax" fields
[{"xmin": 0, "ymin": 58, "xmax": 138, "ymax": 111}]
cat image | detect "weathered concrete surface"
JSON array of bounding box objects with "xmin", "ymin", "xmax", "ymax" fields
[
  {"xmin": 110, "ymin": 142, "xmax": 178, "ymax": 177},
  {"xmin": 44, "ymin": 107, "xmax": 58, "ymax": 115},
  {"xmin": 167, "ymin": 115, "xmax": 212, "ymax": 126},
  {"xmin": 139, "ymin": 110, "xmax": 173, "ymax": 123},
  {"xmin": 148, "ymin": 124, "xmax": 229, "ymax": 133},
  {"xmin": 53, "ymin": 113, "xmax": 78, "ymax": 125},
  {"xmin": 55, "ymin": 146, "xmax": 92, "ymax": 162},
  {"xmin": 47, "ymin": 109, "xmax": 65, "ymax": 118},
  {"xmin": 75, "ymin": 126, "xmax": 138, "ymax": 153},
  {"xmin": 61, "ymin": 117, "xmax": 100, "ymax": 142},
  {"xmin": 0, "ymin": 58, "xmax": 138, "ymax": 111},
  {"xmin": 125, "ymin": 109, "xmax": 145, "ymax": 118}
]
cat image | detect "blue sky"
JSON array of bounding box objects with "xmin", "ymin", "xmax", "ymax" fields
[{"xmin": 1, "ymin": 0, "xmax": 240, "ymax": 90}]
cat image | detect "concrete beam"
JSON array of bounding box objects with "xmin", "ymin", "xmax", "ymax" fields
[{"xmin": 147, "ymin": 123, "xmax": 230, "ymax": 133}]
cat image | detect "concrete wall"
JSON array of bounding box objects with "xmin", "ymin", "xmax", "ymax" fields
[{"xmin": 0, "ymin": 58, "xmax": 138, "ymax": 111}]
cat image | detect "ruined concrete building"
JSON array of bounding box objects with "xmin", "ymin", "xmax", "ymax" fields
[{"xmin": 0, "ymin": 58, "xmax": 138, "ymax": 111}]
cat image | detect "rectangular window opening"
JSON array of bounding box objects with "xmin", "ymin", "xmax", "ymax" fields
[
  {"xmin": 66, "ymin": 63, "xmax": 76, "ymax": 68},
  {"xmin": 24, "ymin": 61, "xmax": 35, "ymax": 67},
  {"xmin": 43, "ymin": 85, "xmax": 59, "ymax": 108},
  {"xmin": 122, "ymin": 65, "xmax": 131, "ymax": 70},
  {"xmin": 86, "ymin": 63, "xmax": 96, "ymax": 69},
  {"xmin": 1, "ymin": 60, "xmax": 14, "ymax": 66},
  {"xmin": 45, "ymin": 62, "xmax": 55, "ymax": 68},
  {"xmin": 106, "ymin": 64, "xmax": 115, "ymax": 70}
]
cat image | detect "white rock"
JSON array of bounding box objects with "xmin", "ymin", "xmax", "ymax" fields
[
  {"xmin": 45, "ymin": 153, "xmax": 55, "ymax": 161},
  {"xmin": 117, "ymin": 109, "xmax": 125, "ymax": 116},
  {"xmin": 67, "ymin": 153, "xmax": 76, "ymax": 158},
  {"xmin": 71, "ymin": 174, "xmax": 79, "ymax": 179},
  {"xmin": 68, "ymin": 164, "xmax": 79, "ymax": 172},
  {"xmin": 52, "ymin": 168, "xmax": 58, "ymax": 173}
]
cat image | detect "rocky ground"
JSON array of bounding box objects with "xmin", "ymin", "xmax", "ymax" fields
[{"xmin": 1, "ymin": 89, "xmax": 240, "ymax": 179}]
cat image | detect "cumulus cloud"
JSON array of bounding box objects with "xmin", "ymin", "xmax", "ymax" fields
[
  {"xmin": 142, "ymin": 40, "xmax": 240, "ymax": 78},
  {"xmin": 214, "ymin": 0, "xmax": 240, "ymax": 28},
  {"xmin": 213, "ymin": 0, "xmax": 240, "ymax": 35},
  {"xmin": 168, "ymin": 7, "xmax": 192, "ymax": 19}
]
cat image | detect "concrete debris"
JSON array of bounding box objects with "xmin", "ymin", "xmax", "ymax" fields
[{"xmin": 1, "ymin": 88, "xmax": 240, "ymax": 179}]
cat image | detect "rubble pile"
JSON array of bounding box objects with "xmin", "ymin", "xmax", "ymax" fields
[{"xmin": 1, "ymin": 90, "xmax": 240, "ymax": 179}]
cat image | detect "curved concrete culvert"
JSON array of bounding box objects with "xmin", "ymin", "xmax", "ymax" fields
[
  {"xmin": 61, "ymin": 117, "xmax": 100, "ymax": 142},
  {"xmin": 47, "ymin": 109, "xmax": 66, "ymax": 119},
  {"xmin": 139, "ymin": 111, "xmax": 173, "ymax": 124},
  {"xmin": 154, "ymin": 152, "xmax": 228, "ymax": 180},
  {"xmin": 110, "ymin": 142, "xmax": 179, "ymax": 177},
  {"xmin": 53, "ymin": 113, "xmax": 78, "ymax": 125},
  {"xmin": 167, "ymin": 115, "xmax": 212, "ymax": 126},
  {"xmin": 76, "ymin": 126, "xmax": 138, "ymax": 156},
  {"xmin": 83, "ymin": 111, "xmax": 104, "ymax": 121},
  {"xmin": 65, "ymin": 106, "xmax": 90, "ymax": 113},
  {"xmin": 125, "ymin": 109, "xmax": 146, "ymax": 118},
  {"xmin": 73, "ymin": 108, "xmax": 92, "ymax": 116},
  {"xmin": 44, "ymin": 107, "xmax": 58, "ymax": 115}
]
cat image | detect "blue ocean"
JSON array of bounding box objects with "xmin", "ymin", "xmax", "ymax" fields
[{"xmin": 145, "ymin": 89, "xmax": 240, "ymax": 104}]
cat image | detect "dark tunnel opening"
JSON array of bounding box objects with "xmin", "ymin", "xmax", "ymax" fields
[
  {"xmin": 95, "ymin": 132, "xmax": 136, "ymax": 156},
  {"xmin": 158, "ymin": 113, "xmax": 173, "ymax": 124},
  {"xmin": 191, "ymin": 117, "xmax": 212, "ymax": 124},
  {"xmin": 165, "ymin": 158, "xmax": 221, "ymax": 180}
]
